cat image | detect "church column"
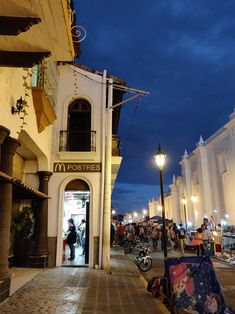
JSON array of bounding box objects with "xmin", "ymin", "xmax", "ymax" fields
[
  {"xmin": 197, "ymin": 136, "xmax": 213, "ymax": 217},
  {"xmin": 169, "ymin": 175, "xmax": 181, "ymax": 224},
  {"xmin": 33, "ymin": 171, "xmax": 52, "ymax": 261},
  {"xmin": 0, "ymin": 136, "xmax": 20, "ymax": 301},
  {"xmin": 180, "ymin": 150, "xmax": 193, "ymax": 226}
]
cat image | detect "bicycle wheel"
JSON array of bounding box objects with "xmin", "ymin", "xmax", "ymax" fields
[{"xmin": 139, "ymin": 257, "xmax": 152, "ymax": 272}]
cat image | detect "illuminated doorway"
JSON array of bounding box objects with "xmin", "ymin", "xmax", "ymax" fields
[{"xmin": 62, "ymin": 179, "xmax": 90, "ymax": 266}]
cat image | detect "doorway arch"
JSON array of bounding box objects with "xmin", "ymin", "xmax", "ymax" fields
[{"xmin": 62, "ymin": 178, "xmax": 90, "ymax": 266}]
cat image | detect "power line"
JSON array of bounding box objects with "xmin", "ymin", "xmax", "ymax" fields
[{"xmin": 65, "ymin": 63, "xmax": 149, "ymax": 95}]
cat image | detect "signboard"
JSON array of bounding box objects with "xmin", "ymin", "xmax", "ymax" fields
[{"xmin": 53, "ymin": 162, "xmax": 102, "ymax": 173}]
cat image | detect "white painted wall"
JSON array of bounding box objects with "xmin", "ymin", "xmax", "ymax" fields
[
  {"xmin": 49, "ymin": 65, "xmax": 109, "ymax": 267},
  {"xmin": 0, "ymin": 67, "xmax": 54, "ymax": 170}
]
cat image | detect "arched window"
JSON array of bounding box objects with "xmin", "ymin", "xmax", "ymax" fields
[{"xmin": 67, "ymin": 99, "xmax": 91, "ymax": 151}]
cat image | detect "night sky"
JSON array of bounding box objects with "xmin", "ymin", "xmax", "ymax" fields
[{"xmin": 75, "ymin": 1, "xmax": 235, "ymax": 214}]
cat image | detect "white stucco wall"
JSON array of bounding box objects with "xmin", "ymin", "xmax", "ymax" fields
[
  {"xmin": 0, "ymin": 67, "xmax": 55, "ymax": 171},
  {"xmin": 47, "ymin": 64, "xmax": 109, "ymax": 267}
]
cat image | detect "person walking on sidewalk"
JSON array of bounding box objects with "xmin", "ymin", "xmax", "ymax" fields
[
  {"xmin": 202, "ymin": 224, "xmax": 210, "ymax": 253},
  {"xmin": 168, "ymin": 224, "xmax": 177, "ymax": 252},
  {"xmin": 177, "ymin": 223, "xmax": 186, "ymax": 254},
  {"xmin": 192, "ymin": 227, "xmax": 205, "ymax": 256},
  {"xmin": 117, "ymin": 222, "xmax": 125, "ymax": 246}
]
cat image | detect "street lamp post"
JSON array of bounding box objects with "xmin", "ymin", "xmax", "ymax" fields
[
  {"xmin": 182, "ymin": 196, "xmax": 187, "ymax": 231},
  {"xmin": 154, "ymin": 144, "xmax": 167, "ymax": 258}
]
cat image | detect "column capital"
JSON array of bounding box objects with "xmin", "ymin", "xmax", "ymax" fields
[
  {"xmin": 0, "ymin": 126, "xmax": 10, "ymax": 145},
  {"xmin": 2, "ymin": 137, "xmax": 21, "ymax": 155},
  {"xmin": 37, "ymin": 171, "xmax": 53, "ymax": 181}
]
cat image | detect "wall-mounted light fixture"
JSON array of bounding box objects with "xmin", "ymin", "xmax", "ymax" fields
[{"xmin": 11, "ymin": 97, "xmax": 25, "ymax": 114}]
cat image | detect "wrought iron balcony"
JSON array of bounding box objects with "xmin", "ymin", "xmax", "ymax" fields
[{"xmin": 59, "ymin": 130, "xmax": 96, "ymax": 152}]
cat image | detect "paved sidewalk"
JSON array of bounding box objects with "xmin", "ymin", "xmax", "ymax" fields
[{"xmin": 0, "ymin": 247, "xmax": 169, "ymax": 314}]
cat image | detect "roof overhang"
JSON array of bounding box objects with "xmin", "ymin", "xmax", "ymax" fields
[
  {"xmin": 111, "ymin": 156, "xmax": 123, "ymax": 192},
  {"xmin": 0, "ymin": 171, "xmax": 49, "ymax": 199},
  {"xmin": 0, "ymin": 0, "xmax": 80, "ymax": 67}
]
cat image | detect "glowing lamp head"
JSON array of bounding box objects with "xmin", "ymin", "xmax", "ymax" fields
[{"xmin": 154, "ymin": 144, "xmax": 166, "ymax": 170}]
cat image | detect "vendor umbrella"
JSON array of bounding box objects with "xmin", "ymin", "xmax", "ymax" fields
[{"xmin": 145, "ymin": 215, "xmax": 162, "ymax": 222}]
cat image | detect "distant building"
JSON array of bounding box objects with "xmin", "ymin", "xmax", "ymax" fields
[{"xmin": 149, "ymin": 110, "xmax": 235, "ymax": 228}]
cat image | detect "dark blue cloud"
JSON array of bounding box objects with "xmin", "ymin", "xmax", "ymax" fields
[{"xmin": 76, "ymin": 0, "xmax": 235, "ymax": 213}]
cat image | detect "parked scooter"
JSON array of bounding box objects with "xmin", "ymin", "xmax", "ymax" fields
[{"xmin": 134, "ymin": 246, "xmax": 152, "ymax": 272}]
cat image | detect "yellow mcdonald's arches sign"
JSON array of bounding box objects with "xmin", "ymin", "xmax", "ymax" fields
[{"xmin": 53, "ymin": 162, "xmax": 102, "ymax": 173}]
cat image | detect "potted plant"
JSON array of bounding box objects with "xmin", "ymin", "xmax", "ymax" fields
[{"xmin": 11, "ymin": 206, "xmax": 35, "ymax": 266}]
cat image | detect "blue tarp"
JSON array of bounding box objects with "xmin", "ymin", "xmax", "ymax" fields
[{"xmin": 165, "ymin": 256, "xmax": 234, "ymax": 313}]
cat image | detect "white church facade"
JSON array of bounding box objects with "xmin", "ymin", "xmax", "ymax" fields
[{"xmin": 149, "ymin": 110, "xmax": 235, "ymax": 229}]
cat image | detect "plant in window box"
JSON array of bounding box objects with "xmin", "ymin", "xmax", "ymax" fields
[{"xmin": 11, "ymin": 206, "xmax": 35, "ymax": 267}]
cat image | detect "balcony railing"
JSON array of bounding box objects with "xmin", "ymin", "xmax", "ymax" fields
[
  {"xmin": 112, "ymin": 135, "xmax": 121, "ymax": 156},
  {"xmin": 59, "ymin": 130, "xmax": 96, "ymax": 152}
]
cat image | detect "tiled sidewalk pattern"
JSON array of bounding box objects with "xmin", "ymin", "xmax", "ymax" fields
[{"xmin": 0, "ymin": 248, "xmax": 168, "ymax": 314}]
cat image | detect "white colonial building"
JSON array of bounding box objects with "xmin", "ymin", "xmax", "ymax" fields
[
  {"xmin": 0, "ymin": 0, "xmax": 126, "ymax": 302},
  {"xmin": 50, "ymin": 64, "xmax": 125, "ymax": 269},
  {"xmin": 149, "ymin": 110, "xmax": 235, "ymax": 228}
]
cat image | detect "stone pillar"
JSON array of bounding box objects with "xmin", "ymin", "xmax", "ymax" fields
[
  {"xmin": 181, "ymin": 151, "xmax": 193, "ymax": 226},
  {"xmin": 0, "ymin": 136, "xmax": 20, "ymax": 281},
  {"xmin": 0, "ymin": 126, "xmax": 10, "ymax": 167},
  {"xmin": 33, "ymin": 171, "xmax": 52, "ymax": 258},
  {"xmin": 198, "ymin": 138, "xmax": 213, "ymax": 216}
]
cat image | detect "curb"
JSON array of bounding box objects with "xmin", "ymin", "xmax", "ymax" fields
[{"xmin": 126, "ymin": 253, "xmax": 171, "ymax": 314}]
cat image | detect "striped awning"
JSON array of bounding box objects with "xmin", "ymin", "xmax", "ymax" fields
[{"xmin": 0, "ymin": 171, "xmax": 49, "ymax": 199}]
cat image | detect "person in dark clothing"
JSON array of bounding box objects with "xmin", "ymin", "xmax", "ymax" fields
[
  {"xmin": 178, "ymin": 223, "xmax": 186, "ymax": 253},
  {"xmin": 110, "ymin": 223, "xmax": 115, "ymax": 247},
  {"xmin": 172, "ymin": 223, "xmax": 179, "ymax": 248},
  {"xmin": 66, "ymin": 218, "xmax": 77, "ymax": 261}
]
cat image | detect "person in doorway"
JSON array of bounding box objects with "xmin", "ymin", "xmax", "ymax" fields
[
  {"xmin": 66, "ymin": 218, "xmax": 77, "ymax": 261},
  {"xmin": 79, "ymin": 219, "xmax": 86, "ymax": 255}
]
